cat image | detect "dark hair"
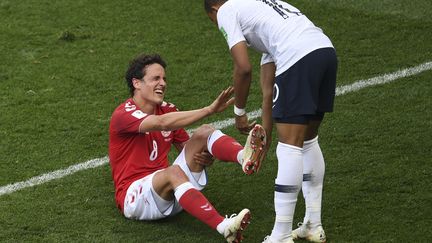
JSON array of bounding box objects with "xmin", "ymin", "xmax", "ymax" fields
[
  {"xmin": 204, "ymin": 0, "xmax": 227, "ymax": 13},
  {"xmin": 125, "ymin": 54, "xmax": 167, "ymax": 96}
]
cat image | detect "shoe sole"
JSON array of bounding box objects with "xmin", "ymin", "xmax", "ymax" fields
[
  {"xmin": 243, "ymin": 125, "xmax": 266, "ymax": 175},
  {"xmin": 230, "ymin": 209, "xmax": 251, "ymax": 243}
]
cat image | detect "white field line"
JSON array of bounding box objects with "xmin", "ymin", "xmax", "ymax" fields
[
  {"xmin": 1, "ymin": 61, "xmax": 431, "ymax": 197},
  {"xmin": 336, "ymin": 61, "xmax": 432, "ymax": 95}
]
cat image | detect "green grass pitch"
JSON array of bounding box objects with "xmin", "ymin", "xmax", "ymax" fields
[{"xmin": 0, "ymin": 0, "xmax": 431, "ymax": 242}]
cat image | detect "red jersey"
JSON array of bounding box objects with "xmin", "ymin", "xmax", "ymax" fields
[{"xmin": 108, "ymin": 98, "xmax": 190, "ymax": 212}]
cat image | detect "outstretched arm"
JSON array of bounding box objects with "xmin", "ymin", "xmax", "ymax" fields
[
  {"xmin": 139, "ymin": 87, "xmax": 235, "ymax": 133},
  {"xmin": 230, "ymin": 41, "xmax": 256, "ymax": 134}
]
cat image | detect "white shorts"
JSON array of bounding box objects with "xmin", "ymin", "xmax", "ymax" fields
[{"xmin": 123, "ymin": 148, "xmax": 207, "ymax": 220}]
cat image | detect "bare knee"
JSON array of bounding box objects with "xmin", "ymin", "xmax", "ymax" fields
[
  {"xmin": 190, "ymin": 124, "xmax": 215, "ymax": 143},
  {"xmin": 152, "ymin": 165, "xmax": 189, "ymax": 200}
]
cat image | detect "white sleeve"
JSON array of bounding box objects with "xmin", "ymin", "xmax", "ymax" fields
[
  {"xmin": 261, "ymin": 53, "xmax": 274, "ymax": 65},
  {"xmin": 217, "ymin": 6, "xmax": 246, "ymax": 50}
]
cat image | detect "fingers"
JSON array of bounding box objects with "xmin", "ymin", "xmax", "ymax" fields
[
  {"xmin": 235, "ymin": 114, "xmax": 256, "ymax": 134},
  {"xmin": 219, "ymin": 86, "xmax": 234, "ymax": 98},
  {"xmin": 226, "ymin": 97, "xmax": 235, "ymax": 106},
  {"xmin": 237, "ymin": 120, "xmax": 257, "ymax": 135},
  {"xmin": 236, "ymin": 115, "xmax": 249, "ymax": 134},
  {"xmin": 212, "ymin": 86, "xmax": 235, "ymax": 113},
  {"xmin": 238, "ymin": 128, "xmax": 249, "ymax": 135},
  {"xmin": 226, "ymin": 86, "xmax": 234, "ymax": 95},
  {"xmin": 193, "ymin": 152, "xmax": 215, "ymax": 166},
  {"xmin": 221, "ymin": 87, "xmax": 234, "ymax": 102}
]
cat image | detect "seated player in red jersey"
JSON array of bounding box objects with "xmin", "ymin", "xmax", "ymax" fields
[{"xmin": 108, "ymin": 54, "xmax": 266, "ymax": 243}]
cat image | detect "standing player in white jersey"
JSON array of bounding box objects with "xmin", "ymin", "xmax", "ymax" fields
[
  {"xmin": 204, "ymin": 0, "xmax": 338, "ymax": 242},
  {"xmin": 109, "ymin": 54, "xmax": 266, "ymax": 243}
]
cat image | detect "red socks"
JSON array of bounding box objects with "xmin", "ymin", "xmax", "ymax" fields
[
  {"xmin": 177, "ymin": 187, "xmax": 224, "ymax": 229},
  {"xmin": 211, "ymin": 135, "xmax": 243, "ymax": 163}
]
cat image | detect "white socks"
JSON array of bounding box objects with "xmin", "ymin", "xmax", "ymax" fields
[
  {"xmin": 206, "ymin": 130, "xmax": 225, "ymax": 154},
  {"xmin": 270, "ymin": 142, "xmax": 303, "ymax": 242},
  {"xmin": 173, "ymin": 182, "xmax": 194, "ymax": 201},
  {"xmin": 236, "ymin": 149, "xmax": 244, "ymax": 165},
  {"xmin": 302, "ymin": 136, "xmax": 325, "ymax": 228},
  {"xmin": 270, "ymin": 136, "xmax": 326, "ymax": 241},
  {"xmin": 206, "ymin": 129, "xmax": 244, "ymax": 165}
]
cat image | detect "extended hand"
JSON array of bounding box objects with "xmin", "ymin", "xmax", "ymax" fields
[
  {"xmin": 235, "ymin": 114, "xmax": 256, "ymax": 135},
  {"xmin": 208, "ymin": 86, "xmax": 235, "ymax": 114},
  {"xmin": 193, "ymin": 151, "xmax": 215, "ymax": 167}
]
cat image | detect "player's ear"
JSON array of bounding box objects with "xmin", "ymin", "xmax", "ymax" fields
[
  {"xmin": 208, "ymin": 7, "xmax": 219, "ymax": 24},
  {"xmin": 132, "ymin": 78, "xmax": 142, "ymax": 89}
]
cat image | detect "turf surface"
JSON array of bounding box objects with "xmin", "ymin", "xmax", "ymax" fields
[{"xmin": 0, "ymin": 0, "xmax": 431, "ymax": 242}]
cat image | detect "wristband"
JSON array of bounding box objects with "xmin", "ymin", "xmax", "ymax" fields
[{"xmin": 234, "ymin": 105, "xmax": 246, "ymax": 116}]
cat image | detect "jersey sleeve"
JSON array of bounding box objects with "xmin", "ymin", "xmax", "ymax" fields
[
  {"xmin": 217, "ymin": 5, "xmax": 246, "ymax": 50},
  {"xmin": 111, "ymin": 107, "xmax": 149, "ymax": 134},
  {"xmin": 261, "ymin": 53, "xmax": 275, "ymax": 65}
]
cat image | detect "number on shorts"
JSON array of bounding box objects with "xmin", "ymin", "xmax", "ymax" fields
[{"xmin": 273, "ymin": 83, "xmax": 280, "ymax": 108}]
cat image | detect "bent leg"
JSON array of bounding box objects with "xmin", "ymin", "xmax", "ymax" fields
[
  {"xmin": 152, "ymin": 165, "xmax": 225, "ymax": 229},
  {"xmin": 124, "ymin": 166, "xmax": 192, "ymax": 220},
  {"xmin": 184, "ymin": 124, "xmax": 245, "ymax": 168},
  {"xmin": 182, "ymin": 124, "xmax": 215, "ymax": 173},
  {"xmin": 182, "ymin": 124, "xmax": 266, "ymax": 176},
  {"xmin": 175, "ymin": 125, "xmax": 244, "ymax": 189}
]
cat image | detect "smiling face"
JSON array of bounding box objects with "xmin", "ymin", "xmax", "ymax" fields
[{"xmin": 133, "ymin": 63, "xmax": 167, "ymax": 110}]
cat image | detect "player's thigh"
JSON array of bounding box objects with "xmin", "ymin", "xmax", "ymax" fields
[
  {"xmin": 275, "ymin": 122, "xmax": 308, "ymax": 146},
  {"xmin": 123, "ymin": 173, "xmax": 171, "ymax": 221},
  {"xmin": 305, "ymin": 116, "xmax": 323, "ymax": 141}
]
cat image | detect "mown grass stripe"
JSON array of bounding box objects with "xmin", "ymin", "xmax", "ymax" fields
[{"xmin": 1, "ymin": 61, "xmax": 431, "ymax": 197}]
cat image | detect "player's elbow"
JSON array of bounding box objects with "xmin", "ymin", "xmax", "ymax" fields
[
  {"xmin": 235, "ymin": 64, "xmax": 252, "ymax": 78},
  {"xmin": 156, "ymin": 118, "xmax": 169, "ymax": 131},
  {"xmin": 142, "ymin": 115, "xmax": 169, "ymax": 131},
  {"xmin": 157, "ymin": 116, "xmax": 174, "ymax": 131}
]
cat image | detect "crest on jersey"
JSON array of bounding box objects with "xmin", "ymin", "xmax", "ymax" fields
[
  {"xmin": 131, "ymin": 110, "xmax": 146, "ymax": 119},
  {"xmin": 161, "ymin": 131, "xmax": 171, "ymax": 137}
]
